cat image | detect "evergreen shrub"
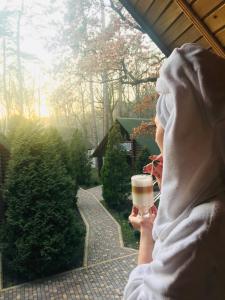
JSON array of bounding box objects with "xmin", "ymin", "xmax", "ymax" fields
[
  {"xmin": 2, "ymin": 124, "xmax": 84, "ymax": 280},
  {"xmin": 135, "ymin": 147, "xmax": 151, "ymax": 174},
  {"xmin": 69, "ymin": 129, "xmax": 91, "ymax": 187},
  {"xmin": 101, "ymin": 123, "xmax": 130, "ymax": 210}
]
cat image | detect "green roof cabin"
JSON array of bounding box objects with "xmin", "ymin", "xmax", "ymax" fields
[{"xmin": 92, "ymin": 117, "xmax": 160, "ymax": 174}]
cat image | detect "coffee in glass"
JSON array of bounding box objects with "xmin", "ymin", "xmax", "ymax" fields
[{"xmin": 131, "ymin": 174, "xmax": 153, "ymax": 217}]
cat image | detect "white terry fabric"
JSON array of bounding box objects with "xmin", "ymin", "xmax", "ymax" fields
[{"xmin": 124, "ymin": 43, "xmax": 225, "ymax": 299}]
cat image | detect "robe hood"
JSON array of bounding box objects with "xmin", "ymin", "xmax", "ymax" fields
[{"xmin": 153, "ymin": 43, "xmax": 225, "ymax": 241}]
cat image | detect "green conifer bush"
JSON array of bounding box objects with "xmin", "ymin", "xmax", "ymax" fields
[
  {"xmin": 135, "ymin": 147, "xmax": 151, "ymax": 174},
  {"xmin": 2, "ymin": 125, "xmax": 84, "ymax": 280},
  {"xmin": 69, "ymin": 129, "xmax": 91, "ymax": 187},
  {"xmin": 101, "ymin": 123, "xmax": 130, "ymax": 210}
]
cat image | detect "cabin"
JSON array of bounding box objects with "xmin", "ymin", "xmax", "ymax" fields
[{"xmin": 92, "ymin": 117, "xmax": 160, "ymax": 174}]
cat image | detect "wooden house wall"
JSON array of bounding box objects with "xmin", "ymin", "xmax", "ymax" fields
[{"xmin": 133, "ymin": 141, "xmax": 144, "ymax": 160}]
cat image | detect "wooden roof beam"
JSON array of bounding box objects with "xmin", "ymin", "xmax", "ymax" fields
[
  {"xmin": 175, "ymin": 0, "xmax": 225, "ymax": 58},
  {"xmin": 119, "ymin": 0, "xmax": 171, "ymax": 57}
]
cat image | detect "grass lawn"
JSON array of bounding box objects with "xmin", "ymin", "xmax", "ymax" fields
[{"xmin": 101, "ymin": 200, "xmax": 140, "ymax": 250}]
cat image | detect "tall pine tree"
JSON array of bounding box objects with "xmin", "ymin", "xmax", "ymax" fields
[
  {"xmin": 101, "ymin": 123, "xmax": 130, "ymax": 210},
  {"xmin": 135, "ymin": 147, "xmax": 151, "ymax": 174},
  {"xmin": 69, "ymin": 129, "xmax": 91, "ymax": 187}
]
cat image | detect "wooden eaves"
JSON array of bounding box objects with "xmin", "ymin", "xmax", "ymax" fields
[{"xmin": 119, "ymin": 0, "xmax": 225, "ymax": 58}]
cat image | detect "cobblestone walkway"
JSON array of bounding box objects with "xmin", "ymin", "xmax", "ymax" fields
[
  {"xmin": 0, "ymin": 186, "xmax": 137, "ymax": 299},
  {"xmin": 77, "ymin": 188, "xmax": 136, "ymax": 265},
  {"xmin": 85, "ymin": 186, "xmax": 103, "ymax": 202}
]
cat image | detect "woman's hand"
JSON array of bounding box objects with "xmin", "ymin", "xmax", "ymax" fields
[
  {"xmin": 129, "ymin": 206, "xmax": 157, "ymax": 265},
  {"xmin": 128, "ymin": 206, "xmax": 157, "ymax": 231}
]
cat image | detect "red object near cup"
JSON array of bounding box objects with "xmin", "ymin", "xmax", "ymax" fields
[
  {"xmin": 143, "ymin": 154, "xmax": 163, "ymax": 182},
  {"xmin": 150, "ymin": 205, "xmax": 158, "ymax": 215}
]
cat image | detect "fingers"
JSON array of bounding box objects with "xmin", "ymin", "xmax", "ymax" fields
[
  {"xmin": 131, "ymin": 206, "xmax": 138, "ymax": 216},
  {"xmin": 131, "ymin": 206, "xmax": 157, "ymax": 217},
  {"xmin": 129, "ymin": 205, "xmax": 157, "ymax": 231},
  {"xmin": 150, "ymin": 205, "xmax": 157, "ymax": 216},
  {"xmin": 129, "ymin": 215, "xmax": 141, "ymax": 231},
  {"xmin": 129, "ymin": 214, "xmax": 139, "ymax": 224}
]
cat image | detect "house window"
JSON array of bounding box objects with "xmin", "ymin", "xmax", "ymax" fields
[{"xmin": 121, "ymin": 142, "xmax": 132, "ymax": 152}]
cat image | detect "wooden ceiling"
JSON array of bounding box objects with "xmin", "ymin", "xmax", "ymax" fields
[{"xmin": 119, "ymin": 0, "xmax": 225, "ymax": 58}]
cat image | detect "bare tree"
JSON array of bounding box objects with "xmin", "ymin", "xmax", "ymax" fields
[
  {"xmin": 100, "ymin": 0, "xmax": 111, "ymax": 135},
  {"xmin": 16, "ymin": 0, "xmax": 24, "ymax": 115},
  {"xmin": 89, "ymin": 78, "xmax": 98, "ymax": 146},
  {"xmin": 2, "ymin": 37, "xmax": 9, "ymax": 120}
]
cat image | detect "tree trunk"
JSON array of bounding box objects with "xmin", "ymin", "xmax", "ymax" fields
[
  {"xmin": 80, "ymin": 86, "xmax": 88, "ymax": 139},
  {"xmin": 135, "ymin": 84, "xmax": 140, "ymax": 102},
  {"xmin": 3, "ymin": 37, "xmax": 9, "ymax": 123},
  {"xmin": 135, "ymin": 84, "xmax": 141, "ymax": 117},
  {"xmin": 100, "ymin": 0, "xmax": 111, "ymax": 135},
  {"xmin": 16, "ymin": 0, "xmax": 24, "ymax": 115},
  {"xmin": 8, "ymin": 75, "xmax": 14, "ymax": 115},
  {"xmin": 89, "ymin": 78, "xmax": 98, "ymax": 147},
  {"xmin": 117, "ymin": 72, "xmax": 123, "ymax": 117},
  {"xmin": 109, "ymin": 83, "xmax": 115, "ymax": 123},
  {"xmin": 101, "ymin": 72, "xmax": 111, "ymax": 135}
]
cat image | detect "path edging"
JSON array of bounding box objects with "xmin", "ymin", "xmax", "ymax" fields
[
  {"xmin": 0, "ymin": 253, "xmax": 137, "ymax": 293},
  {"xmin": 77, "ymin": 207, "xmax": 89, "ymax": 267}
]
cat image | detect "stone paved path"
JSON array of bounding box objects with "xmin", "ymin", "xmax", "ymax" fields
[
  {"xmin": 85, "ymin": 186, "xmax": 103, "ymax": 203},
  {"xmin": 0, "ymin": 186, "xmax": 137, "ymax": 299},
  {"xmin": 78, "ymin": 188, "xmax": 136, "ymax": 266}
]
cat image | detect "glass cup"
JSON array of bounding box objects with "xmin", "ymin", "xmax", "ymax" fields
[{"xmin": 131, "ymin": 174, "xmax": 153, "ymax": 217}]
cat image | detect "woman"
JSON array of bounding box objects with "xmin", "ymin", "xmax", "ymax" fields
[{"xmin": 124, "ymin": 43, "xmax": 225, "ymax": 299}]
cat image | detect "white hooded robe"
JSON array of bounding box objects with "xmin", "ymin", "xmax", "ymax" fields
[{"xmin": 124, "ymin": 43, "xmax": 225, "ymax": 300}]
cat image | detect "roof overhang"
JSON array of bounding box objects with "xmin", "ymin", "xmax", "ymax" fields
[{"xmin": 119, "ymin": 0, "xmax": 225, "ymax": 58}]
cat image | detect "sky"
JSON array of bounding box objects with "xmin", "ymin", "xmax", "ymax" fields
[
  {"xmin": 0, "ymin": 0, "xmax": 61, "ymax": 65},
  {"xmin": 0, "ymin": 0, "xmax": 121, "ymax": 118},
  {"xmin": 0, "ymin": 0, "xmax": 64, "ymax": 117}
]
